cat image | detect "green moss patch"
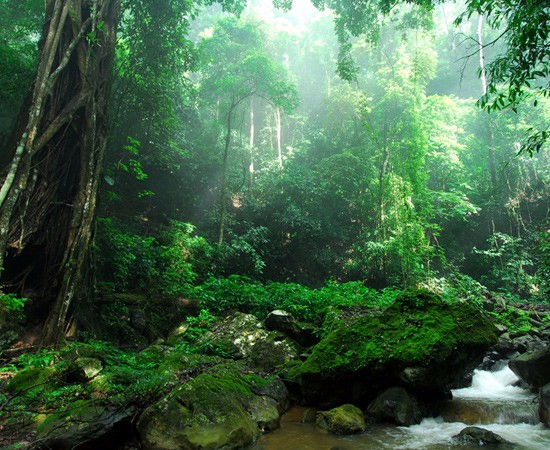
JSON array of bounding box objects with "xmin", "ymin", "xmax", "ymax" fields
[{"xmin": 296, "ymin": 289, "xmax": 498, "ymax": 390}]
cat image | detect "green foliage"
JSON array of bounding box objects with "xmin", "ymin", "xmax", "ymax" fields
[
  {"xmin": 0, "ymin": 292, "xmax": 27, "ymax": 318},
  {"xmin": 192, "ymin": 277, "xmax": 392, "ymax": 323},
  {"xmin": 474, "ymin": 232, "xmax": 536, "ymax": 299},
  {"xmin": 456, "ymin": 0, "xmax": 550, "ymax": 153},
  {"xmin": 96, "ymin": 218, "xmax": 220, "ymax": 296},
  {"xmin": 535, "ymin": 223, "xmax": 550, "ymax": 299},
  {"xmin": 0, "ymin": 0, "xmax": 41, "ymax": 138},
  {"xmin": 96, "ymin": 218, "xmax": 160, "ymax": 292},
  {"xmin": 0, "ymin": 340, "xmax": 176, "ymax": 425},
  {"xmin": 215, "ymin": 226, "xmax": 269, "ymax": 277},
  {"xmin": 159, "ymin": 221, "xmax": 213, "ymax": 296},
  {"xmin": 492, "ymin": 306, "xmax": 532, "ymax": 335}
]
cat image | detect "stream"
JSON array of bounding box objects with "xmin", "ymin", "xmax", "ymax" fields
[{"xmin": 250, "ymin": 366, "xmax": 550, "ymax": 449}]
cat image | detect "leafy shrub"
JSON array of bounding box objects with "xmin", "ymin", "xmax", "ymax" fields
[
  {"xmin": 192, "ymin": 277, "xmax": 396, "ymax": 323},
  {"xmin": 492, "ymin": 306, "xmax": 532, "ymax": 334},
  {"xmin": 474, "ymin": 232, "xmax": 536, "ymax": 299},
  {"xmin": 96, "ymin": 217, "xmax": 160, "ymax": 292},
  {"xmin": 159, "ymin": 221, "xmax": 215, "ymax": 296},
  {"xmin": 96, "ymin": 218, "xmax": 215, "ymax": 296},
  {"xmin": 0, "ymin": 292, "xmax": 27, "ymax": 319},
  {"xmin": 214, "ymin": 226, "xmax": 269, "ymax": 278}
]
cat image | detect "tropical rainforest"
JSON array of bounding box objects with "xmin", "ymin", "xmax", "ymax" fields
[{"xmin": 0, "ymin": 0, "xmax": 549, "ymax": 449}]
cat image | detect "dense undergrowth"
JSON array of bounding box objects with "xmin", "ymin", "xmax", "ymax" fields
[{"xmin": 1, "ymin": 276, "xmax": 547, "ymax": 449}]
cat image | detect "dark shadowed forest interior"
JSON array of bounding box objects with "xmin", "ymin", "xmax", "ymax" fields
[{"xmin": 1, "ymin": 1, "xmax": 549, "ymax": 449}]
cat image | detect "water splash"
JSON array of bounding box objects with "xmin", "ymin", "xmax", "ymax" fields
[{"xmin": 453, "ymin": 365, "xmax": 531, "ymax": 400}]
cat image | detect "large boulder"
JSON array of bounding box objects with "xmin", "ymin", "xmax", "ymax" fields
[
  {"xmin": 315, "ymin": 404, "xmax": 366, "ymax": 435},
  {"xmin": 509, "ymin": 346, "xmax": 550, "ymax": 389},
  {"xmin": 367, "ymin": 387, "xmax": 422, "ymax": 426},
  {"xmin": 264, "ymin": 310, "xmax": 319, "ymax": 347},
  {"xmin": 137, "ymin": 365, "xmax": 289, "ymax": 449},
  {"xmin": 291, "ymin": 289, "xmax": 498, "ymax": 405},
  {"xmin": 36, "ymin": 401, "xmax": 137, "ymax": 450},
  {"xmin": 199, "ymin": 312, "xmax": 299, "ymax": 370}
]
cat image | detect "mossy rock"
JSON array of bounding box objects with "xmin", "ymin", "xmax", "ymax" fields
[
  {"xmin": 315, "ymin": 404, "xmax": 366, "ymax": 435},
  {"xmin": 138, "ymin": 364, "xmax": 286, "ymax": 449},
  {"xmin": 264, "ymin": 310, "xmax": 319, "ymax": 347},
  {"xmin": 509, "ymin": 346, "xmax": 550, "ymax": 389},
  {"xmin": 198, "ymin": 312, "xmax": 299, "ymax": 370},
  {"xmin": 36, "ymin": 400, "xmax": 136, "ymax": 449},
  {"xmin": 67, "ymin": 357, "xmax": 103, "ymax": 382},
  {"xmin": 247, "ymin": 396, "xmax": 281, "ymax": 432},
  {"xmin": 7, "ymin": 367, "xmax": 58, "ymax": 394},
  {"xmin": 293, "ymin": 289, "xmax": 498, "ymax": 400}
]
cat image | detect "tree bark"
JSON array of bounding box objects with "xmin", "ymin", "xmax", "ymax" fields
[
  {"xmin": 477, "ymin": 14, "xmax": 498, "ymax": 188},
  {"xmin": 0, "ymin": 0, "xmax": 121, "ymax": 344},
  {"xmin": 249, "ymin": 97, "xmax": 255, "ymax": 187},
  {"xmin": 276, "ymin": 107, "xmax": 283, "ymax": 169},
  {"xmin": 218, "ymin": 98, "xmax": 235, "ymax": 246}
]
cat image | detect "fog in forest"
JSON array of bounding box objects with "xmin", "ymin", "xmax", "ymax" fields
[{"xmin": 0, "ymin": 1, "xmax": 549, "ymax": 447}]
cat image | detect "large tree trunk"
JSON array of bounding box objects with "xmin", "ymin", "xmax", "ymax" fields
[{"xmin": 0, "ymin": 0, "xmax": 121, "ymax": 344}]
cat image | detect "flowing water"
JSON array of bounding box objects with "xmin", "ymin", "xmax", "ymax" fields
[{"xmin": 250, "ymin": 366, "xmax": 550, "ymax": 449}]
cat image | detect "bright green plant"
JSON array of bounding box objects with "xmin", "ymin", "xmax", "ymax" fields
[
  {"xmin": 96, "ymin": 218, "xmax": 160, "ymax": 292},
  {"xmin": 159, "ymin": 221, "xmax": 204, "ymax": 296},
  {"xmin": 474, "ymin": 232, "xmax": 536, "ymax": 299},
  {"xmin": 0, "ymin": 292, "xmax": 27, "ymax": 318},
  {"xmin": 492, "ymin": 306, "xmax": 532, "ymax": 335}
]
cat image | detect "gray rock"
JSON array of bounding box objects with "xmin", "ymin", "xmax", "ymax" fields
[
  {"xmin": 509, "ymin": 346, "xmax": 550, "ymax": 389},
  {"xmin": 453, "ymin": 426, "xmax": 513, "ymax": 447},
  {"xmin": 315, "ymin": 404, "xmax": 366, "ymax": 435},
  {"xmin": 540, "ymin": 383, "xmax": 550, "ymax": 427},
  {"xmin": 247, "ymin": 396, "xmax": 281, "ymax": 432},
  {"xmin": 201, "ymin": 312, "xmax": 299, "ymax": 370},
  {"xmin": 67, "ymin": 357, "xmax": 103, "ymax": 382},
  {"xmin": 367, "ymin": 386, "xmax": 422, "ymax": 426},
  {"xmin": 264, "ymin": 310, "xmax": 319, "ymax": 347},
  {"xmin": 250, "ymin": 376, "xmax": 290, "ymax": 413},
  {"xmin": 302, "ymin": 407, "xmax": 317, "ymax": 423}
]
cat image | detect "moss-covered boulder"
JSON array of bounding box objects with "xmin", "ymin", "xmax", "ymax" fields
[
  {"xmin": 315, "ymin": 404, "xmax": 366, "ymax": 435},
  {"xmin": 67, "ymin": 357, "xmax": 103, "ymax": 382},
  {"xmin": 509, "ymin": 346, "xmax": 550, "ymax": 389},
  {"xmin": 292, "ymin": 289, "xmax": 498, "ymax": 404},
  {"xmin": 199, "ymin": 312, "xmax": 299, "ymax": 370},
  {"xmin": 7, "ymin": 367, "xmax": 58, "ymax": 394},
  {"xmin": 137, "ymin": 364, "xmax": 289, "ymax": 449},
  {"xmin": 264, "ymin": 310, "xmax": 319, "ymax": 347},
  {"xmin": 36, "ymin": 401, "xmax": 137, "ymax": 450}
]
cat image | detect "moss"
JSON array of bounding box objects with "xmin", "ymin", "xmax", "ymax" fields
[
  {"xmin": 37, "ymin": 400, "xmax": 93, "ymax": 435},
  {"xmin": 492, "ymin": 306, "xmax": 533, "ymax": 334},
  {"xmin": 138, "ymin": 364, "xmax": 262, "ymax": 449},
  {"xmin": 278, "ymin": 359, "xmax": 303, "ymax": 380},
  {"xmin": 7, "ymin": 367, "xmax": 58, "ymax": 394},
  {"xmin": 296, "ymin": 289, "xmax": 498, "ymax": 387},
  {"xmin": 315, "ymin": 404, "xmax": 366, "ymax": 435}
]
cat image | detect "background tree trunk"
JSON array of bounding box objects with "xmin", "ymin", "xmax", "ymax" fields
[{"xmin": 0, "ymin": 0, "xmax": 121, "ymax": 344}]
